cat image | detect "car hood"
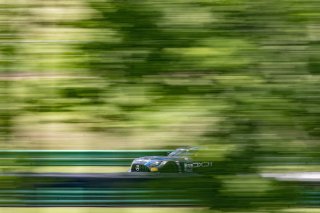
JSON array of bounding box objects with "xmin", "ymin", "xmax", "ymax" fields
[{"xmin": 133, "ymin": 156, "xmax": 179, "ymax": 164}]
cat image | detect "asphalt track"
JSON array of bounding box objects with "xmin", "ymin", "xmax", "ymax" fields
[
  {"xmin": 0, "ymin": 172, "xmax": 208, "ymax": 207},
  {"xmin": 0, "ymin": 172, "xmax": 319, "ymax": 207}
]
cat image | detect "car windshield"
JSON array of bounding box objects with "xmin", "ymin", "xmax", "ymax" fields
[{"xmin": 168, "ymin": 149, "xmax": 188, "ymax": 157}]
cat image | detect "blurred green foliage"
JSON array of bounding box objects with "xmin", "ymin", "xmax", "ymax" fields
[{"xmin": 0, "ymin": 0, "xmax": 319, "ymax": 211}]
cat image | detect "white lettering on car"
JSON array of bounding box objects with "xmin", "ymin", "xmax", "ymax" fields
[{"xmin": 192, "ymin": 162, "xmax": 213, "ymax": 168}]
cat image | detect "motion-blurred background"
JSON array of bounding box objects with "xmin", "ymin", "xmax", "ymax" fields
[{"xmin": 0, "ymin": 0, "xmax": 319, "ymax": 212}]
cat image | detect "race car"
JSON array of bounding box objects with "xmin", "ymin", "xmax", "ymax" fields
[{"xmin": 129, "ymin": 147, "xmax": 213, "ymax": 173}]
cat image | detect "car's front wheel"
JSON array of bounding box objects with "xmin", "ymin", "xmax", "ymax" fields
[{"xmin": 160, "ymin": 162, "xmax": 179, "ymax": 173}]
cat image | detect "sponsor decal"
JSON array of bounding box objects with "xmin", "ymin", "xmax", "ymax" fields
[
  {"xmin": 150, "ymin": 167, "xmax": 158, "ymax": 172},
  {"xmin": 192, "ymin": 162, "xmax": 213, "ymax": 168}
]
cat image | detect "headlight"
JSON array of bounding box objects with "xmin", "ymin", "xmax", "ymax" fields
[
  {"xmin": 160, "ymin": 161, "xmax": 167, "ymax": 166},
  {"xmin": 149, "ymin": 161, "xmax": 161, "ymax": 167}
]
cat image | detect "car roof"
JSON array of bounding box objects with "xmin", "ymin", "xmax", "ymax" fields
[{"xmin": 176, "ymin": 146, "xmax": 200, "ymax": 151}]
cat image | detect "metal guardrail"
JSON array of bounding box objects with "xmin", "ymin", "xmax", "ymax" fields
[
  {"xmin": 0, "ymin": 150, "xmax": 171, "ymax": 166},
  {"xmin": 1, "ymin": 150, "xmax": 317, "ymax": 167}
]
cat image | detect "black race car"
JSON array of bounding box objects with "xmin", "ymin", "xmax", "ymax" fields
[{"xmin": 129, "ymin": 147, "xmax": 213, "ymax": 173}]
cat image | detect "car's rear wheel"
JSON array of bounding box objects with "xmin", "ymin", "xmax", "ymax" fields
[{"xmin": 160, "ymin": 162, "xmax": 179, "ymax": 173}]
